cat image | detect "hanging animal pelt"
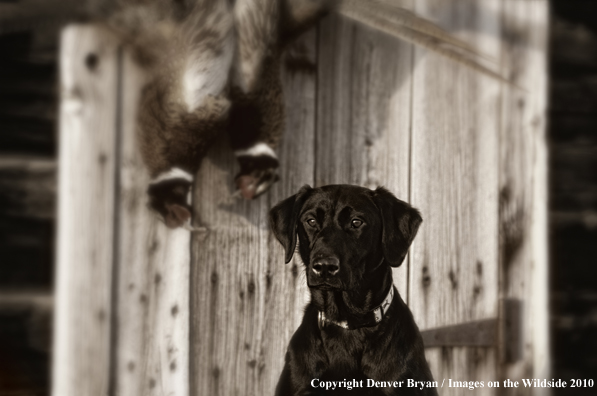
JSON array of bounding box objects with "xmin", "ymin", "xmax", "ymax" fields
[{"xmin": 87, "ymin": 0, "xmax": 503, "ymax": 229}]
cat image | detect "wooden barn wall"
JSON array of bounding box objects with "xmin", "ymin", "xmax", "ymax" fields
[
  {"xmin": 53, "ymin": 1, "xmax": 549, "ymax": 396},
  {"xmin": 409, "ymin": 0, "xmax": 501, "ymax": 389}
]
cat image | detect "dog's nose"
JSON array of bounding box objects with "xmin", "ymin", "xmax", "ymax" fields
[{"xmin": 312, "ymin": 257, "xmax": 340, "ymax": 276}]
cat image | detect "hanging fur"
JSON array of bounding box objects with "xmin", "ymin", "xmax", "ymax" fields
[{"xmin": 87, "ymin": 0, "xmax": 503, "ymax": 228}]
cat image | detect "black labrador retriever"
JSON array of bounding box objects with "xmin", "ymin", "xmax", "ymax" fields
[{"xmin": 269, "ymin": 185, "xmax": 438, "ymax": 395}]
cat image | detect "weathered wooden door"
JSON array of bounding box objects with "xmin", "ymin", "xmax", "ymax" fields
[
  {"xmin": 54, "ymin": 1, "xmax": 548, "ymax": 395},
  {"xmin": 190, "ymin": 1, "xmax": 549, "ymax": 395}
]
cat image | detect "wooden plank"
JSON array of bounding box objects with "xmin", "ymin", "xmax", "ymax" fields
[
  {"xmin": 498, "ymin": 0, "xmax": 549, "ymax": 394},
  {"xmin": 52, "ymin": 24, "xmax": 120, "ymax": 396},
  {"xmin": 53, "ymin": 24, "xmax": 193, "ymax": 396},
  {"xmin": 0, "ymin": 290, "xmax": 53, "ymax": 353},
  {"xmin": 421, "ymin": 318, "xmax": 497, "ymax": 347},
  {"xmin": 408, "ymin": 0, "xmax": 502, "ymax": 393},
  {"xmin": 113, "ymin": 50, "xmax": 191, "ymax": 396},
  {"xmin": 500, "ymin": 298, "xmax": 523, "ymax": 364},
  {"xmin": 315, "ymin": 2, "xmax": 414, "ymax": 299},
  {"xmin": 0, "ymin": 290, "xmax": 53, "ymax": 311},
  {"xmin": 190, "ymin": 30, "xmax": 317, "ymax": 396}
]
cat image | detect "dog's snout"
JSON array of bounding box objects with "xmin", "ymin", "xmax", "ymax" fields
[{"xmin": 312, "ymin": 257, "xmax": 340, "ymax": 276}]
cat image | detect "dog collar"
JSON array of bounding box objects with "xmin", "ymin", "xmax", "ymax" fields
[{"xmin": 318, "ymin": 286, "xmax": 394, "ymax": 330}]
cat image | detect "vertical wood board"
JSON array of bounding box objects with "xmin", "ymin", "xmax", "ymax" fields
[
  {"xmin": 54, "ymin": 25, "xmax": 192, "ymax": 396},
  {"xmin": 498, "ymin": 0, "xmax": 549, "ymax": 394},
  {"xmin": 53, "ymin": 25, "xmax": 120, "ymax": 396},
  {"xmin": 190, "ymin": 31, "xmax": 317, "ymax": 396},
  {"xmin": 409, "ymin": 0, "xmax": 502, "ymax": 394},
  {"xmin": 114, "ymin": 52, "xmax": 191, "ymax": 396}
]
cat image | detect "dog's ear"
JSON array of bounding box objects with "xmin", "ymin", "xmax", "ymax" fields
[
  {"xmin": 269, "ymin": 185, "xmax": 312, "ymax": 263},
  {"xmin": 372, "ymin": 187, "xmax": 422, "ymax": 267}
]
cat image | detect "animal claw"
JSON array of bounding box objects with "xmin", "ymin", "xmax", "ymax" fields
[
  {"xmin": 164, "ymin": 203, "xmax": 192, "ymax": 229},
  {"xmin": 235, "ymin": 168, "xmax": 279, "ymax": 200}
]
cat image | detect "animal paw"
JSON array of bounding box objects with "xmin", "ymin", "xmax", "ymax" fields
[
  {"xmin": 147, "ymin": 174, "xmax": 193, "ymax": 229},
  {"xmin": 235, "ymin": 166, "xmax": 280, "ymax": 200},
  {"xmin": 234, "ymin": 143, "xmax": 280, "ymax": 200}
]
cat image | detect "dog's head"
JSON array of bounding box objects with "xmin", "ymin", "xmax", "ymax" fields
[{"xmin": 269, "ymin": 185, "xmax": 422, "ymax": 291}]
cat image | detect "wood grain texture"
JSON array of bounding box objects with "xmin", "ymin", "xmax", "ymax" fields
[
  {"xmin": 53, "ymin": 25, "xmax": 120, "ymax": 396},
  {"xmin": 408, "ymin": 0, "xmax": 502, "ymax": 393},
  {"xmin": 315, "ymin": 3, "xmax": 413, "ymax": 299},
  {"xmin": 190, "ymin": 30, "xmax": 316, "ymax": 396},
  {"xmin": 114, "ymin": 52, "xmax": 191, "ymax": 396},
  {"xmin": 421, "ymin": 319, "xmax": 497, "ymax": 347},
  {"xmin": 54, "ymin": 25, "xmax": 193, "ymax": 396},
  {"xmin": 498, "ymin": 1, "xmax": 549, "ymax": 394}
]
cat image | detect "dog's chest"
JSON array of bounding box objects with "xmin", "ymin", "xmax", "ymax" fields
[{"xmin": 320, "ymin": 328, "xmax": 369, "ymax": 375}]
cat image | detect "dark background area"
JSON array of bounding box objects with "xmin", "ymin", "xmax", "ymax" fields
[
  {"xmin": 0, "ymin": 1, "xmax": 596, "ymax": 395},
  {"xmin": 550, "ymin": 0, "xmax": 597, "ymax": 389},
  {"xmin": 0, "ymin": 32, "xmax": 56, "ymax": 291},
  {"xmin": 0, "ymin": 10, "xmax": 59, "ymax": 396}
]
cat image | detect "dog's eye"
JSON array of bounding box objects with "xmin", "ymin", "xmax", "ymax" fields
[
  {"xmin": 306, "ymin": 219, "xmax": 317, "ymax": 227},
  {"xmin": 351, "ymin": 219, "xmax": 363, "ymax": 228}
]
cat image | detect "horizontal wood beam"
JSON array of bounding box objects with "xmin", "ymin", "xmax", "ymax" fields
[
  {"xmin": 0, "ymin": 290, "xmax": 53, "ymax": 310},
  {"xmin": 421, "ymin": 298, "xmax": 523, "ymax": 364},
  {"xmin": 421, "ymin": 318, "xmax": 497, "ymax": 347}
]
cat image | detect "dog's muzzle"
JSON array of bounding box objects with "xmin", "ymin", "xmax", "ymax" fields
[{"xmin": 311, "ymin": 256, "xmax": 340, "ymax": 277}]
